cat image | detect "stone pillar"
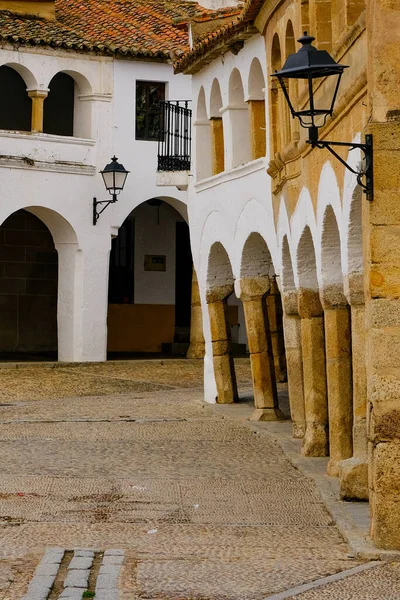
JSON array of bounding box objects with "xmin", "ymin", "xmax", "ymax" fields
[
  {"xmin": 187, "ymin": 268, "xmax": 205, "ymax": 359},
  {"xmin": 339, "ymin": 275, "xmax": 368, "ymax": 500},
  {"xmin": 236, "ymin": 277, "xmax": 285, "ymax": 422},
  {"xmin": 221, "ymin": 106, "xmax": 251, "ymax": 170},
  {"xmin": 298, "ymin": 289, "xmax": 329, "ymax": 456},
  {"xmin": 210, "ymin": 117, "xmax": 224, "ymax": 175},
  {"xmin": 248, "ymin": 100, "xmax": 266, "ymax": 160},
  {"xmin": 267, "ymin": 276, "xmax": 287, "ymax": 383},
  {"xmin": 282, "ymin": 290, "xmax": 306, "ymax": 438},
  {"xmin": 206, "ymin": 284, "xmax": 238, "ymax": 404},
  {"xmin": 365, "ymin": 0, "xmax": 400, "ymax": 549},
  {"xmin": 321, "ymin": 288, "xmax": 353, "ymax": 477},
  {"xmin": 28, "ymin": 89, "xmax": 48, "ymax": 133}
]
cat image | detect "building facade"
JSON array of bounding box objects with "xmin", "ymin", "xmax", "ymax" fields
[
  {"xmin": 176, "ymin": 0, "xmax": 400, "ymax": 549},
  {"xmin": 0, "ymin": 0, "xmax": 239, "ymax": 360}
]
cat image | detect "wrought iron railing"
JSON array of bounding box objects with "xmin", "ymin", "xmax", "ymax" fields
[{"xmin": 157, "ymin": 101, "xmax": 192, "ymax": 172}]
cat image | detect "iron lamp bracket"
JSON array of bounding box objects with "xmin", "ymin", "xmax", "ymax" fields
[
  {"xmin": 307, "ymin": 133, "xmax": 373, "ymax": 201},
  {"xmin": 93, "ymin": 195, "xmax": 117, "ymax": 226}
]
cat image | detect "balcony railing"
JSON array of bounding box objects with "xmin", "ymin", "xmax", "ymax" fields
[{"xmin": 157, "ymin": 101, "xmax": 192, "ymax": 172}]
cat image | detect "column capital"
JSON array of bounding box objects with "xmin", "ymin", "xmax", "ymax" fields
[
  {"xmin": 206, "ymin": 284, "xmax": 233, "ymax": 304},
  {"xmin": 235, "ymin": 276, "xmax": 270, "ymax": 301},
  {"xmin": 298, "ymin": 288, "xmax": 323, "ymax": 318},
  {"xmin": 27, "ymin": 88, "xmax": 49, "ymax": 99},
  {"xmin": 320, "ymin": 284, "xmax": 349, "ymax": 310},
  {"xmin": 344, "ymin": 273, "xmax": 365, "ymax": 306},
  {"xmin": 282, "ymin": 290, "xmax": 299, "ymax": 315}
]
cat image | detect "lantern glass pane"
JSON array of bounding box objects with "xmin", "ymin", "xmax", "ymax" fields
[
  {"xmin": 101, "ymin": 170, "xmax": 115, "ymax": 192},
  {"xmin": 114, "ymin": 170, "xmax": 128, "ymax": 190}
]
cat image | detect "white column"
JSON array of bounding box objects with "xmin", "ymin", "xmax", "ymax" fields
[
  {"xmin": 56, "ymin": 233, "xmax": 111, "ymax": 362},
  {"xmin": 56, "ymin": 242, "xmax": 79, "ymax": 362},
  {"xmin": 221, "ymin": 105, "xmax": 251, "ymax": 170}
]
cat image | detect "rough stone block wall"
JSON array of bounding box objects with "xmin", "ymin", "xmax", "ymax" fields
[{"xmin": 0, "ymin": 209, "xmax": 58, "ymax": 353}]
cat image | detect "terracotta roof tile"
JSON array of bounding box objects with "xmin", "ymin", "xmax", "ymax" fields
[
  {"xmin": 0, "ymin": 0, "xmax": 241, "ymax": 59},
  {"xmin": 174, "ymin": 0, "xmax": 264, "ymax": 73}
]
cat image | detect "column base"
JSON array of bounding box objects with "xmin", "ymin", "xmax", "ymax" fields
[
  {"xmin": 302, "ymin": 424, "xmax": 329, "ymax": 457},
  {"xmin": 292, "ymin": 423, "xmax": 306, "ymax": 439},
  {"xmin": 250, "ymin": 408, "xmax": 286, "ymax": 422},
  {"xmin": 339, "ymin": 457, "xmax": 369, "ymax": 501},
  {"xmin": 327, "ymin": 458, "xmax": 340, "ymax": 477}
]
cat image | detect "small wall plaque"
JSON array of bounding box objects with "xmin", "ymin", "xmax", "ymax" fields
[{"xmin": 144, "ymin": 255, "xmax": 166, "ymax": 272}]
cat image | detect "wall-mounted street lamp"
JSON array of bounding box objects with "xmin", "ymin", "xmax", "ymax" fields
[
  {"xmin": 93, "ymin": 156, "xmax": 130, "ymax": 225},
  {"xmin": 271, "ymin": 33, "xmax": 373, "ymax": 200}
]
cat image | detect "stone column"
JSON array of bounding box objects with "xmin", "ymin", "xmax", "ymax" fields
[
  {"xmin": 248, "ymin": 99, "xmax": 266, "ymax": 160},
  {"xmin": 321, "ymin": 288, "xmax": 353, "ymax": 477},
  {"xmin": 187, "ymin": 268, "xmax": 205, "ymax": 359},
  {"xmin": 267, "ymin": 276, "xmax": 287, "ymax": 383},
  {"xmin": 236, "ymin": 277, "xmax": 285, "ymax": 421},
  {"xmin": 339, "ymin": 275, "xmax": 368, "ymax": 500},
  {"xmin": 206, "ymin": 284, "xmax": 238, "ymax": 404},
  {"xmin": 28, "ymin": 89, "xmax": 48, "ymax": 133},
  {"xmin": 282, "ymin": 290, "xmax": 306, "ymax": 438},
  {"xmin": 210, "ymin": 117, "xmax": 224, "ymax": 175},
  {"xmin": 298, "ymin": 289, "xmax": 329, "ymax": 456}
]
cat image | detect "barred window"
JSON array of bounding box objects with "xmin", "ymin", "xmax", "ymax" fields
[{"xmin": 136, "ymin": 81, "xmax": 165, "ymax": 141}]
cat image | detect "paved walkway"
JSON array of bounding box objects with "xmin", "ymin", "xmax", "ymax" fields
[{"xmin": 0, "ymin": 360, "xmax": 398, "ymax": 599}]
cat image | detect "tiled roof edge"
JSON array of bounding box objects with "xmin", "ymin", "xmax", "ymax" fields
[{"xmin": 174, "ymin": 0, "xmax": 264, "ymax": 73}]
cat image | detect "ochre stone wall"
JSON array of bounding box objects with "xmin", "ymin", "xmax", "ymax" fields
[{"xmin": 0, "ymin": 209, "xmax": 58, "ymax": 354}]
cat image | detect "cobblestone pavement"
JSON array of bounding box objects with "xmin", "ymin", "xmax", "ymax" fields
[{"xmin": 0, "ymin": 359, "xmax": 393, "ymax": 599}]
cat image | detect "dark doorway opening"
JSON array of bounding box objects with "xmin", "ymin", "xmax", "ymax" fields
[{"xmin": 174, "ymin": 221, "xmax": 192, "ymax": 345}]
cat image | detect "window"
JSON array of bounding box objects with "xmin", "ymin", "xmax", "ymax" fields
[
  {"xmin": 108, "ymin": 218, "xmax": 135, "ymax": 304},
  {"xmin": 136, "ymin": 81, "xmax": 165, "ymax": 141}
]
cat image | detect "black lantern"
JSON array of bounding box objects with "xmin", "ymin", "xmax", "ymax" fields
[
  {"xmin": 100, "ymin": 156, "xmax": 129, "ymax": 199},
  {"xmin": 271, "ymin": 32, "xmax": 373, "ymax": 200},
  {"xmin": 272, "ymin": 33, "xmax": 348, "ymax": 141},
  {"xmin": 93, "ymin": 156, "xmax": 130, "ymax": 225}
]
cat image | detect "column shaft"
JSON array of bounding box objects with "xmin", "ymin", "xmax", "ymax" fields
[
  {"xmin": 283, "ymin": 312, "xmax": 306, "ymax": 438},
  {"xmin": 242, "ymin": 296, "xmax": 280, "ymax": 415},
  {"xmin": 300, "ymin": 315, "xmax": 329, "ymax": 456},
  {"xmin": 248, "ymin": 100, "xmax": 266, "ymax": 160},
  {"xmin": 324, "ymin": 306, "xmax": 353, "ymax": 476},
  {"xmin": 267, "ymin": 280, "xmax": 287, "ymax": 382},
  {"xmin": 210, "ymin": 117, "xmax": 224, "ymax": 175},
  {"xmin": 28, "ymin": 90, "xmax": 48, "ymax": 133},
  {"xmin": 339, "ymin": 302, "xmax": 369, "ymax": 500},
  {"xmin": 187, "ymin": 269, "xmax": 205, "ymax": 359},
  {"xmin": 207, "ymin": 299, "xmax": 238, "ymax": 404}
]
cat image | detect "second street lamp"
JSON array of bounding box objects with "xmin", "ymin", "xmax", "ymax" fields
[
  {"xmin": 271, "ymin": 33, "xmax": 373, "ymax": 200},
  {"xmin": 93, "ymin": 156, "xmax": 130, "ymax": 225}
]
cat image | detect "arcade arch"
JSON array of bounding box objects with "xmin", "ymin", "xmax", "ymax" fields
[
  {"xmin": 0, "ymin": 207, "xmax": 78, "ymax": 361},
  {"xmin": 107, "ymin": 199, "xmax": 193, "ymax": 357},
  {"xmin": 0, "ymin": 65, "xmax": 31, "ymax": 132}
]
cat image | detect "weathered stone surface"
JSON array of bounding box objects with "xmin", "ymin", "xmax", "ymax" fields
[
  {"xmin": 324, "ymin": 306, "xmax": 353, "ymax": 477},
  {"xmin": 300, "ymin": 316, "xmax": 329, "ymax": 457},
  {"xmin": 339, "ymin": 457, "xmax": 369, "ymax": 501}
]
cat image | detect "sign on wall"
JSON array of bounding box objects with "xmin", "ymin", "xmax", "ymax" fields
[{"xmin": 144, "ymin": 255, "xmax": 167, "ymax": 272}]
